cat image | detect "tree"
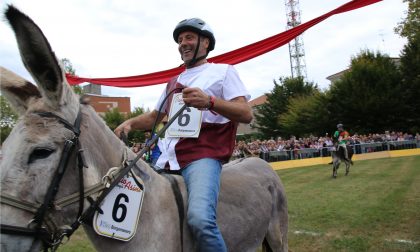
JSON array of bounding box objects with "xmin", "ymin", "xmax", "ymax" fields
[
  {"xmin": 103, "ymin": 107, "xmax": 125, "ymax": 131},
  {"xmin": 127, "ymin": 107, "xmax": 146, "ymax": 144},
  {"xmin": 327, "ymin": 50, "xmax": 403, "ymax": 134},
  {"xmin": 394, "ymin": 0, "xmax": 420, "ymax": 43},
  {"xmin": 128, "ymin": 107, "xmax": 145, "ymax": 118},
  {"xmin": 102, "ymin": 106, "xmax": 147, "ymax": 145},
  {"xmin": 394, "ymin": 0, "xmax": 420, "ymax": 132},
  {"xmin": 399, "ymin": 33, "xmax": 420, "ymax": 132},
  {"xmin": 279, "ymin": 91, "xmax": 331, "ymax": 137},
  {"xmin": 254, "ymin": 76, "xmax": 318, "ymax": 138},
  {"xmin": 61, "ymin": 58, "xmax": 83, "ymax": 95},
  {"xmin": 0, "ymin": 96, "xmax": 18, "ymax": 143}
]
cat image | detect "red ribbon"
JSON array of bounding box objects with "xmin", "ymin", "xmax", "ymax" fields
[{"xmin": 66, "ymin": 0, "xmax": 382, "ymax": 87}]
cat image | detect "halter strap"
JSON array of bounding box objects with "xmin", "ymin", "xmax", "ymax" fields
[
  {"xmin": 35, "ymin": 111, "xmax": 81, "ymax": 136},
  {"xmin": 0, "ymin": 109, "xmax": 84, "ymax": 250},
  {"xmin": 2, "ymin": 93, "xmax": 189, "ymax": 250},
  {"xmin": 32, "ymin": 110, "xmax": 82, "ymax": 226}
]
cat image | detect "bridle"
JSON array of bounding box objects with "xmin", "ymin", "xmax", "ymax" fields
[
  {"xmin": 0, "ymin": 109, "xmax": 89, "ymax": 251},
  {"xmin": 0, "ymin": 92, "xmax": 189, "ymax": 251},
  {"xmin": 0, "ymin": 107, "xmax": 136, "ymax": 251}
]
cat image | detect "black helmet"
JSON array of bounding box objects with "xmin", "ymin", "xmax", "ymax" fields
[
  {"xmin": 337, "ymin": 123, "xmax": 344, "ymax": 129},
  {"xmin": 173, "ymin": 18, "xmax": 215, "ymax": 52}
]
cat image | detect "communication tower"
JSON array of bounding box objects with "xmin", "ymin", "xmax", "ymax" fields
[{"xmin": 285, "ymin": 0, "xmax": 307, "ymax": 79}]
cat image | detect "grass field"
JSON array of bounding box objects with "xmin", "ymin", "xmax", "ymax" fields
[
  {"xmin": 282, "ymin": 155, "xmax": 420, "ymax": 252},
  {"xmin": 58, "ymin": 156, "xmax": 420, "ymax": 252}
]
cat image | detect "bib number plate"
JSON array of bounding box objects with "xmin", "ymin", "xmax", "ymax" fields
[
  {"xmin": 166, "ymin": 93, "xmax": 202, "ymax": 138},
  {"xmin": 93, "ymin": 171, "xmax": 144, "ymax": 241}
]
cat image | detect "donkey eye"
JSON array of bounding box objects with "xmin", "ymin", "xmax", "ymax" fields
[{"xmin": 28, "ymin": 148, "xmax": 55, "ymax": 164}]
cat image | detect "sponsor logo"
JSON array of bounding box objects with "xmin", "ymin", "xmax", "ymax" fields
[{"xmin": 116, "ymin": 177, "xmax": 141, "ymax": 192}]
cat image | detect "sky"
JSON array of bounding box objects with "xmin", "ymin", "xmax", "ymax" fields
[{"xmin": 1, "ymin": 0, "xmax": 407, "ymax": 111}]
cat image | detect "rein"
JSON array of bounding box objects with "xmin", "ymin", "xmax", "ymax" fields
[{"xmin": 76, "ymin": 103, "xmax": 188, "ymax": 228}]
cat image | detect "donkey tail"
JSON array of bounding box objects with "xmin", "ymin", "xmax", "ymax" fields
[{"xmin": 263, "ymin": 181, "xmax": 288, "ymax": 252}]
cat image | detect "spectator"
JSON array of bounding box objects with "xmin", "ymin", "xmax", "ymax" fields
[
  {"xmin": 144, "ymin": 130, "xmax": 162, "ymax": 166},
  {"xmin": 228, "ymin": 130, "xmax": 417, "ymax": 161},
  {"xmin": 131, "ymin": 142, "xmax": 141, "ymax": 153},
  {"xmin": 259, "ymin": 140, "xmax": 270, "ymax": 161},
  {"xmin": 238, "ymin": 141, "xmax": 252, "ymax": 158}
]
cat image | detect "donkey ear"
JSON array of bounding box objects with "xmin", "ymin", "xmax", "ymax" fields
[
  {"xmin": 0, "ymin": 67, "xmax": 42, "ymax": 115},
  {"xmin": 5, "ymin": 5, "xmax": 66, "ymax": 109}
]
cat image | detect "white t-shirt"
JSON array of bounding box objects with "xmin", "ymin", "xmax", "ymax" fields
[{"xmin": 154, "ymin": 63, "xmax": 250, "ymax": 170}]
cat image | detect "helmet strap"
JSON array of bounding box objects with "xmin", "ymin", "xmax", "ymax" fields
[{"xmin": 186, "ymin": 34, "xmax": 206, "ymax": 68}]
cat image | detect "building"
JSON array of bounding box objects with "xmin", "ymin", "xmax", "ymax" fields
[
  {"xmin": 82, "ymin": 83, "xmax": 102, "ymax": 95},
  {"xmin": 237, "ymin": 94, "xmax": 267, "ymax": 136},
  {"xmin": 327, "ymin": 57, "xmax": 401, "ymax": 84},
  {"xmin": 326, "ymin": 69, "xmax": 349, "ymax": 83},
  {"xmin": 84, "ymin": 94, "xmax": 131, "ymax": 116},
  {"xmin": 81, "ymin": 84, "xmax": 131, "ymax": 116}
]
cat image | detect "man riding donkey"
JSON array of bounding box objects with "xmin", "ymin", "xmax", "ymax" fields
[
  {"xmin": 332, "ymin": 123, "xmax": 353, "ymax": 164},
  {"xmin": 115, "ymin": 18, "xmax": 252, "ymax": 251}
]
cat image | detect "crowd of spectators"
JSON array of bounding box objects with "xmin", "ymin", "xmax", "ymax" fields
[
  {"xmin": 232, "ymin": 131, "xmax": 420, "ymax": 160},
  {"xmin": 129, "ymin": 131, "xmax": 419, "ymax": 163}
]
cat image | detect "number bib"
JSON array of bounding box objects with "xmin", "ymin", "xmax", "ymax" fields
[
  {"xmin": 166, "ymin": 93, "xmax": 202, "ymax": 138},
  {"xmin": 93, "ymin": 171, "xmax": 144, "ymax": 241}
]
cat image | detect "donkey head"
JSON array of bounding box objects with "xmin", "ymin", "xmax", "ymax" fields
[{"xmin": 1, "ymin": 5, "xmax": 81, "ymax": 251}]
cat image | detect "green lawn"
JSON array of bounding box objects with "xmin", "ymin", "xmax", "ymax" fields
[
  {"xmin": 59, "ymin": 156, "xmax": 420, "ymax": 251},
  {"xmin": 280, "ymin": 156, "xmax": 420, "ymax": 252},
  {"xmin": 58, "ymin": 227, "xmax": 95, "ymax": 252}
]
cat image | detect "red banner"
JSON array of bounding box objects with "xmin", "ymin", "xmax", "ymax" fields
[{"xmin": 66, "ymin": 0, "xmax": 382, "ymax": 87}]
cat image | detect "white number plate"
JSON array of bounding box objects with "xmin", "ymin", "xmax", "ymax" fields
[
  {"xmin": 166, "ymin": 93, "xmax": 202, "ymax": 138},
  {"xmin": 93, "ymin": 172, "xmax": 144, "ymax": 241}
]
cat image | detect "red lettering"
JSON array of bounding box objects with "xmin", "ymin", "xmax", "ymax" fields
[{"xmin": 118, "ymin": 177, "xmax": 141, "ymax": 192}]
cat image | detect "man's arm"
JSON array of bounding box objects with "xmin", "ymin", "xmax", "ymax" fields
[
  {"xmin": 114, "ymin": 110, "xmax": 166, "ymax": 137},
  {"xmin": 182, "ymin": 87, "xmax": 253, "ymax": 123},
  {"xmin": 211, "ymin": 96, "xmax": 253, "ymax": 123},
  {"xmin": 343, "ymin": 131, "xmax": 351, "ymax": 141}
]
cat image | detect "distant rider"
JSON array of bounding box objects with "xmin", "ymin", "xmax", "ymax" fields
[{"xmin": 333, "ymin": 123, "xmax": 351, "ymax": 162}]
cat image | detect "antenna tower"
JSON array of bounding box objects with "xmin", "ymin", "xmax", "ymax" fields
[{"xmin": 285, "ymin": 0, "xmax": 307, "ymax": 79}]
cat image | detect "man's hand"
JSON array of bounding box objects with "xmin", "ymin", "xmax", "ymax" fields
[
  {"xmin": 182, "ymin": 87, "xmax": 252, "ymax": 123},
  {"xmin": 113, "ymin": 110, "xmax": 165, "ymax": 140},
  {"xmin": 114, "ymin": 120, "xmax": 133, "ymax": 138},
  {"xmin": 182, "ymin": 87, "xmax": 210, "ymax": 109}
]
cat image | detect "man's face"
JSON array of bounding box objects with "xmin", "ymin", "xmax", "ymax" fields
[{"xmin": 177, "ymin": 31, "xmax": 209, "ymax": 64}]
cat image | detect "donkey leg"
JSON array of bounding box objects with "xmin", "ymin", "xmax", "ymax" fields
[
  {"xmin": 332, "ymin": 162, "xmax": 339, "ymax": 178},
  {"xmin": 345, "ymin": 162, "xmax": 350, "ymax": 175},
  {"xmin": 263, "ymin": 188, "xmax": 288, "ymax": 252}
]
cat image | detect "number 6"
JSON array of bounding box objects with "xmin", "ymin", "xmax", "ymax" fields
[
  {"xmin": 178, "ymin": 107, "xmax": 191, "ymax": 127},
  {"xmin": 112, "ymin": 193, "xmax": 129, "ymax": 222}
]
